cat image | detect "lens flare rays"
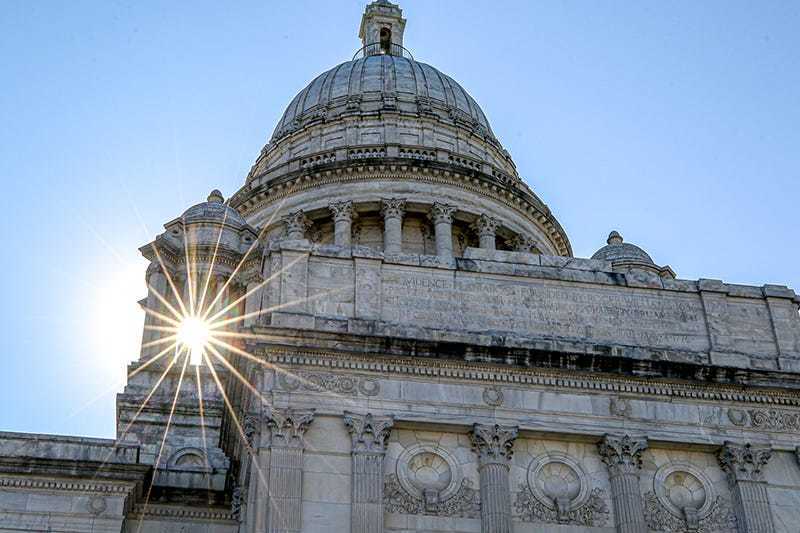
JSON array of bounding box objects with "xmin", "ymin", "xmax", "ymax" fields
[{"xmin": 119, "ymin": 199, "xmax": 357, "ymax": 522}]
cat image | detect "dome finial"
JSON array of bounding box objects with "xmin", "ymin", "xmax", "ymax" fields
[
  {"xmin": 607, "ymin": 230, "xmax": 623, "ymax": 245},
  {"xmin": 207, "ymin": 189, "xmax": 224, "ymax": 204},
  {"xmin": 359, "ymin": 0, "xmax": 406, "ymax": 56}
]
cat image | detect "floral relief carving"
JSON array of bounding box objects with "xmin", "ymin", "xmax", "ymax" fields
[
  {"xmin": 515, "ymin": 485, "xmax": 608, "ymax": 527},
  {"xmin": 644, "ymin": 492, "xmax": 736, "ymax": 533},
  {"xmin": 278, "ymin": 371, "xmax": 379, "ymax": 396},
  {"xmin": 482, "ymin": 386, "xmax": 504, "ymax": 407},
  {"xmin": 725, "ymin": 407, "xmax": 800, "ymax": 432},
  {"xmin": 384, "ymin": 474, "xmax": 480, "ymax": 519}
]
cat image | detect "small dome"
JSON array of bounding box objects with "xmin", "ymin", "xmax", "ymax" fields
[
  {"xmin": 271, "ymin": 55, "xmax": 494, "ymax": 142},
  {"xmin": 591, "ymin": 231, "xmax": 655, "ymax": 264},
  {"xmin": 181, "ymin": 190, "xmax": 246, "ymax": 228}
]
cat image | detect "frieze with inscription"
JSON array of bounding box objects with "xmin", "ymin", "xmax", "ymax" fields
[{"xmin": 380, "ymin": 268, "xmax": 710, "ymax": 353}]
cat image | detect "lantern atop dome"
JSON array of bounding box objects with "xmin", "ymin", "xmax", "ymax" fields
[{"xmin": 359, "ymin": 0, "xmax": 406, "ymax": 56}]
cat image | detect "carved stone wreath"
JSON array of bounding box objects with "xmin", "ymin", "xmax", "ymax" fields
[
  {"xmin": 384, "ymin": 445, "xmax": 480, "ymax": 518},
  {"xmin": 514, "ymin": 452, "xmax": 608, "ymax": 527},
  {"xmin": 644, "ymin": 463, "xmax": 736, "ymax": 533},
  {"xmin": 384, "ymin": 474, "xmax": 480, "ymax": 519}
]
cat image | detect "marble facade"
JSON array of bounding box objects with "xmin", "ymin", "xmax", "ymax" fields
[{"xmin": 2, "ymin": 2, "xmax": 800, "ymax": 533}]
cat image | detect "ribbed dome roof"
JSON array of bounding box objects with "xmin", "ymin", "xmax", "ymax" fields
[
  {"xmin": 591, "ymin": 231, "xmax": 655, "ymax": 264},
  {"xmin": 181, "ymin": 190, "xmax": 246, "ymax": 228},
  {"xmin": 271, "ymin": 55, "xmax": 494, "ymax": 142}
]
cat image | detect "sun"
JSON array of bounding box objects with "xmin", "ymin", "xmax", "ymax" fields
[{"xmin": 175, "ymin": 315, "xmax": 211, "ymax": 366}]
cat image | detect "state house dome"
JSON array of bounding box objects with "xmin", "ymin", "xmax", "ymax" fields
[
  {"xmin": 270, "ymin": 55, "xmax": 495, "ymax": 144},
  {"xmin": 231, "ymin": 0, "xmax": 572, "ymax": 257}
]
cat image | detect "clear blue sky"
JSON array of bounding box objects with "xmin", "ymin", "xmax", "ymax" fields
[{"xmin": 1, "ymin": 1, "xmax": 798, "ymax": 438}]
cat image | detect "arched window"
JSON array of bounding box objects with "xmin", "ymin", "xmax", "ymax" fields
[{"xmin": 380, "ymin": 27, "xmax": 392, "ymax": 54}]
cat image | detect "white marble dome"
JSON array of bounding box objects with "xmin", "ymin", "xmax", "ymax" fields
[
  {"xmin": 230, "ymin": 0, "xmax": 572, "ymax": 257},
  {"xmin": 271, "ymin": 55, "xmax": 494, "ymax": 143}
]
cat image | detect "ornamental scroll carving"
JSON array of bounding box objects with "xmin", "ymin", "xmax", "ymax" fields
[
  {"xmin": 278, "ymin": 371, "xmax": 380, "ymax": 397},
  {"xmin": 384, "ymin": 475, "xmax": 480, "ymax": 519},
  {"xmin": 727, "ymin": 407, "xmax": 800, "ymax": 432}
]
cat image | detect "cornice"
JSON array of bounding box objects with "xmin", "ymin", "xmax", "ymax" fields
[
  {"xmin": 0, "ymin": 475, "xmax": 140, "ymax": 494},
  {"xmin": 130, "ymin": 504, "xmax": 236, "ymax": 522},
  {"xmin": 261, "ymin": 347, "xmax": 800, "ymax": 408}
]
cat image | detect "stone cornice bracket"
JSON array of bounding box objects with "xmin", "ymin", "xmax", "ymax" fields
[
  {"xmin": 718, "ymin": 442, "xmax": 773, "ymax": 483},
  {"xmin": 344, "ymin": 412, "xmax": 394, "ymax": 454},
  {"xmin": 598, "ymin": 434, "xmax": 648, "ymax": 476},
  {"xmin": 380, "ymin": 198, "xmax": 406, "ymax": 220},
  {"xmin": 470, "ymin": 423, "xmax": 519, "ymax": 466},
  {"xmin": 473, "ymin": 214, "xmax": 499, "ymax": 237},
  {"xmin": 282, "ymin": 209, "xmax": 310, "ymax": 239},
  {"xmin": 265, "ymin": 408, "xmax": 315, "ymax": 449},
  {"xmin": 428, "ymin": 202, "xmax": 456, "ymax": 224},
  {"xmin": 328, "ymin": 200, "xmax": 354, "ymax": 222}
]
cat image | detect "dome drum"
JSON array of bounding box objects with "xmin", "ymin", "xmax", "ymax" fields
[
  {"xmin": 233, "ymin": 163, "xmax": 570, "ymax": 256},
  {"xmin": 261, "ymin": 197, "xmax": 546, "ymax": 258}
]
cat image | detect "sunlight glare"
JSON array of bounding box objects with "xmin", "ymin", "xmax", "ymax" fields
[{"xmin": 176, "ymin": 316, "xmax": 210, "ymax": 366}]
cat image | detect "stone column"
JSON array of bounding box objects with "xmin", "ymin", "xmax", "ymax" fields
[
  {"xmin": 598, "ymin": 434, "xmax": 648, "ymax": 533},
  {"xmin": 284, "ymin": 210, "xmax": 309, "ymax": 241},
  {"xmin": 470, "ymin": 423, "xmax": 518, "ymax": 533},
  {"xmin": 718, "ymin": 442, "xmax": 775, "ymax": 533},
  {"xmin": 329, "ymin": 200, "xmax": 354, "ymax": 247},
  {"xmin": 474, "ymin": 214, "xmax": 498, "ymax": 251},
  {"xmin": 265, "ymin": 408, "xmax": 315, "ymax": 533},
  {"xmin": 381, "ymin": 198, "xmax": 405, "ymax": 255},
  {"xmin": 343, "ymin": 412, "xmax": 394, "ymax": 533},
  {"xmin": 429, "ymin": 202, "xmax": 456, "ymax": 260}
]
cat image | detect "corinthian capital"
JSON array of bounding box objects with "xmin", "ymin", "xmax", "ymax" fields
[
  {"xmin": 343, "ymin": 412, "xmax": 394, "ymax": 454},
  {"xmin": 470, "ymin": 423, "xmax": 518, "ymax": 465},
  {"xmin": 283, "ymin": 210, "xmax": 310, "ymax": 238},
  {"xmin": 598, "ymin": 434, "xmax": 648, "ymax": 475},
  {"xmin": 329, "ymin": 200, "xmax": 354, "ymax": 222},
  {"xmin": 719, "ymin": 442, "xmax": 772, "ymax": 483},
  {"xmin": 473, "ymin": 214, "xmax": 498, "ymax": 237},
  {"xmin": 429, "ymin": 202, "xmax": 456, "ymax": 224},
  {"xmin": 266, "ymin": 408, "xmax": 315, "ymax": 448},
  {"xmin": 381, "ymin": 198, "xmax": 406, "ymax": 220}
]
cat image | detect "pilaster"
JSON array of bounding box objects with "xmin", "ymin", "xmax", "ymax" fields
[
  {"xmin": 598, "ymin": 434, "xmax": 648, "ymax": 533},
  {"xmin": 265, "ymin": 408, "xmax": 315, "ymax": 533},
  {"xmin": 718, "ymin": 442, "xmax": 775, "ymax": 533},
  {"xmin": 470, "ymin": 423, "xmax": 518, "ymax": 533},
  {"xmin": 343, "ymin": 412, "xmax": 394, "ymax": 533}
]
